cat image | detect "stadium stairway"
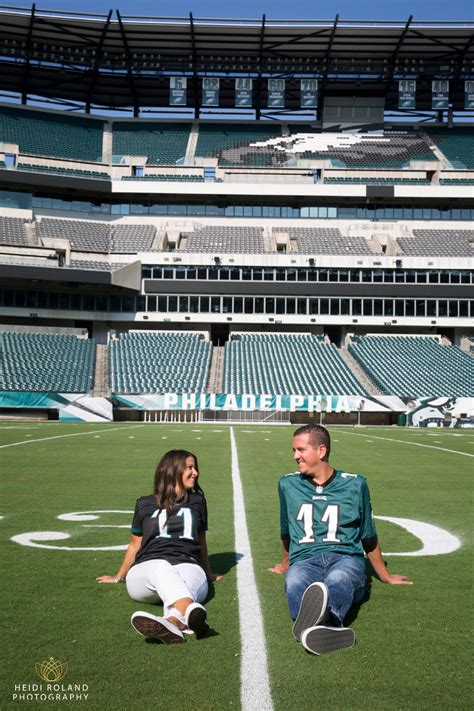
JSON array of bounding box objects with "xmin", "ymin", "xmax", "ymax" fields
[
  {"xmin": 186, "ymin": 122, "xmax": 200, "ymax": 163},
  {"xmin": 460, "ymin": 336, "xmax": 474, "ymax": 356},
  {"xmin": 102, "ymin": 122, "xmax": 113, "ymax": 166},
  {"xmin": 92, "ymin": 344, "xmax": 110, "ymax": 397},
  {"xmin": 339, "ymin": 344, "xmax": 384, "ymax": 397},
  {"xmin": 206, "ymin": 346, "xmax": 225, "ymax": 393}
]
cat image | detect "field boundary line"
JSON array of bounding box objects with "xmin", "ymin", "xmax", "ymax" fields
[
  {"xmin": 337, "ymin": 430, "xmax": 474, "ymax": 457},
  {"xmin": 230, "ymin": 427, "xmax": 274, "ymax": 711},
  {"xmin": 0, "ymin": 424, "xmax": 143, "ymax": 449}
]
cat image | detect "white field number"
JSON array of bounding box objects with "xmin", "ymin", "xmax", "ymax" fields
[{"xmin": 7, "ymin": 509, "xmax": 461, "ymax": 556}]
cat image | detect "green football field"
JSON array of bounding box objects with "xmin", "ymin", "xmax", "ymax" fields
[{"xmin": 0, "ymin": 422, "xmax": 472, "ymax": 711}]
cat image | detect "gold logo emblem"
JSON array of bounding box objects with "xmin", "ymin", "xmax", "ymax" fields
[{"xmin": 35, "ymin": 657, "xmax": 68, "ymax": 683}]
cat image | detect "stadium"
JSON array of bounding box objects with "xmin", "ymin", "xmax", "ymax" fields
[{"xmin": 0, "ymin": 5, "xmax": 473, "ymax": 711}]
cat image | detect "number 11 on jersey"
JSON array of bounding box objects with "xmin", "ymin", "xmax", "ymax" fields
[{"xmin": 297, "ymin": 503, "xmax": 341, "ymax": 544}]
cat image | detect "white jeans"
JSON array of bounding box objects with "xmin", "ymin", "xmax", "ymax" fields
[{"xmin": 126, "ymin": 559, "xmax": 208, "ymax": 618}]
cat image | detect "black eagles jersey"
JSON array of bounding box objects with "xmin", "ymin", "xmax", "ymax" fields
[{"xmin": 131, "ymin": 492, "xmax": 208, "ymax": 568}]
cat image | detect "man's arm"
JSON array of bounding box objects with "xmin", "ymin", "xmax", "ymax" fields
[
  {"xmin": 363, "ymin": 538, "xmax": 413, "ymax": 584},
  {"xmin": 268, "ymin": 534, "xmax": 290, "ymax": 574}
]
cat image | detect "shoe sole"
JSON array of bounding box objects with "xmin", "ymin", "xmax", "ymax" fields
[
  {"xmin": 187, "ymin": 606, "xmax": 209, "ymax": 638},
  {"xmin": 292, "ymin": 583, "xmax": 328, "ymax": 643},
  {"xmin": 301, "ymin": 626, "xmax": 356, "ymax": 655},
  {"xmin": 131, "ymin": 615, "xmax": 185, "ymax": 644}
]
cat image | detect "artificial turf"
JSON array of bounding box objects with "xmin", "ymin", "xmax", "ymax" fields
[{"xmin": 0, "ymin": 423, "xmax": 472, "ymax": 710}]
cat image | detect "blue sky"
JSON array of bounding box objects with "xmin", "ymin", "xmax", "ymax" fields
[{"xmin": 2, "ymin": 0, "xmax": 473, "ymax": 21}]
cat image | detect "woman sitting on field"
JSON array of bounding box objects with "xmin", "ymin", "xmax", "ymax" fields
[{"xmin": 97, "ymin": 449, "xmax": 221, "ymax": 644}]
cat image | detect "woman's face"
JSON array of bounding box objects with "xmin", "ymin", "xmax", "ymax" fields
[{"xmin": 181, "ymin": 456, "xmax": 199, "ymax": 491}]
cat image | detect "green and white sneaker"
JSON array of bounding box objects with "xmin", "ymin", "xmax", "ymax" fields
[
  {"xmin": 301, "ymin": 625, "xmax": 356, "ymax": 655},
  {"xmin": 292, "ymin": 582, "xmax": 329, "ymax": 643}
]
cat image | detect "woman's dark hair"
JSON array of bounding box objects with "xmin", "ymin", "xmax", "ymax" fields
[{"xmin": 153, "ymin": 449, "xmax": 203, "ymax": 514}]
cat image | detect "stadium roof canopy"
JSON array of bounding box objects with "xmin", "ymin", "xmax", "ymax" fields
[{"xmin": 0, "ymin": 6, "xmax": 473, "ymax": 114}]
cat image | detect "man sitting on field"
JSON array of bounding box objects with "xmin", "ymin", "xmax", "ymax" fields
[{"xmin": 269, "ymin": 424, "xmax": 412, "ymax": 655}]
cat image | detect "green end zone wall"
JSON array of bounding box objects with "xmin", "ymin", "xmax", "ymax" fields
[
  {"xmin": 0, "ymin": 392, "xmax": 472, "ymax": 427},
  {"xmin": 0, "ymin": 392, "xmax": 112, "ymax": 422}
]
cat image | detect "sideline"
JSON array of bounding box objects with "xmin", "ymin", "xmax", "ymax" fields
[
  {"xmin": 337, "ymin": 430, "xmax": 474, "ymax": 457},
  {"xmin": 230, "ymin": 427, "xmax": 273, "ymax": 711},
  {"xmin": 0, "ymin": 424, "xmax": 143, "ymax": 449}
]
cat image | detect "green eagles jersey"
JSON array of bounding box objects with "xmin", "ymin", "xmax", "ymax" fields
[{"xmin": 279, "ymin": 469, "xmax": 377, "ymax": 566}]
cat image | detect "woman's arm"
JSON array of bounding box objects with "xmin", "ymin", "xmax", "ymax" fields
[
  {"xmin": 96, "ymin": 533, "xmax": 142, "ymax": 584},
  {"xmin": 199, "ymin": 531, "xmax": 222, "ymax": 582}
]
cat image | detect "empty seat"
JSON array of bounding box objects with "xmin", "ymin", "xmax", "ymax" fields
[
  {"xmin": 223, "ymin": 333, "xmax": 366, "ymax": 396},
  {"xmin": 109, "ymin": 332, "xmax": 212, "ymax": 394},
  {"xmin": 349, "ymin": 335, "xmax": 473, "ymax": 397},
  {"xmin": 0, "ymin": 105, "xmax": 104, "ymax": 161},
  {"xmin": 0, "ymin": 331, "xmax": 95, "ymax": 392}
]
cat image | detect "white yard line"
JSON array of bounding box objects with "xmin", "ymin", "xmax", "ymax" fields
[
  {"xmin": 0, "ymin": 424, "xmax": 143, "ymax": 449},
  {"xmin": 230, "ymin": 427, "xmax": 273, "ymax": 711},
  {"xmin": 337, "ymin": 430, "xmax": 474, "ymax": 457}
]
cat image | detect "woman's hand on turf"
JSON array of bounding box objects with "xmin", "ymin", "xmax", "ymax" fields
[
  {"xmin": 208, "ymin": 573, "xmax": 223, "ymax": 582},
  {"xmin": 267, "ymin": 563, "xmax": 288, "ymax": 575},
  {"xmin": 96, "ymin": 575, "xmax": 120, "ymax": 584}
]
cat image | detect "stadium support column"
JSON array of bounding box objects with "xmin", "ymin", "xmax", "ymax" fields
[
  {"xmin": 117, "ymin": 10, "xmax": 139, "ymax": 117},
  {"xmin": 86, "ymin": 10, "xmax": 113, "ymax": 114},
  {"xmin": 255, "ymin": 14, "xmax": 266, "ymax": 121},
  {"xmin": 319, "ymin": 14, "xmax": 339, "ymax": 124},
  {"xmin": 189, "ymin": 13, "xmax": 199, "ymax": 119},
  {"xmin": 21, "ymin": 3, "xmax": 36, "ymax": 105}
]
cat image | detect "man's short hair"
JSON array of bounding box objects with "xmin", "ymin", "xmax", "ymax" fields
[{"xmin": 293, "ymin": 424, "xmax": 331, "ymax": 459}]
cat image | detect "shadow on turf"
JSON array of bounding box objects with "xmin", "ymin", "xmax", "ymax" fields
[
  {"xmin": 144, "ymin": 628, "xmax": 219, "ymax": 645},
  {"xmin": 208, "ymin": 551, "xmax": 242, "ymax": 575},
  {"xmin": 343, "ymin": 560, "xmax": 373, "ymax": 627}
]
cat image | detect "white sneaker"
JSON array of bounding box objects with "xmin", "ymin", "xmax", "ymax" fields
[
  {"xmin": 131, "ymin": 611, "xmax": 185, "ymax": 644},
  {"xmin": 184, "ymin": 602, "xmax": 209, "ymax": 638}
]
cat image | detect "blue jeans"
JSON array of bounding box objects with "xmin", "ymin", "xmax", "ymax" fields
[{"xmin": 285, "ymin": 552, "xmax": 366, "ymax": 626}]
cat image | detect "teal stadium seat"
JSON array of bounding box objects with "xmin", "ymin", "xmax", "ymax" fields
[
  {"xmin": 112, "ymin": 122, "xmax": 192, "ymax": 165},
  {"xmin": 0, "ymin": 332, "xmax": 95, "ymax": 392},
  {"xmin": 0, "ymin": 105, "xmax": 104, "ymax": 161},
  {"xmin": 195, "ymin": 123, "xmax": 282, "ymax": 167},
  {"xmin": 348, "ymin": 336, "xmax": 473, "ymax": 397},
  {"xmin": 427, "ymin": 128, "xmax": 474, "ymax": 169},
  {"xmin": 285, "ymin": 125, "xmax": 436, "ymax": 168},
  {"xmin": 109, "ymin": 332, "xmax": 212, "ymax": 394},
  {"xmin": 18, "ymin": 163, "xmax": 109, "ymax": 179},
  {"xmin": 223, "ymin": 334, "xmax": 366, "ymax": 396}
]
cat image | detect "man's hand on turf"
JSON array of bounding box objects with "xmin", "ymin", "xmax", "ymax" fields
[
  {"xmin": 208, "ymin": 573, "xmax": 224, "ymax": 582},
  {"xmin": 385, "ymin": 573, "xmax": 413, "ymax": 585},
  {"xmin": 96, "ymin": 575, "xmax": 121, "ymax": 584},
  {"xmin": 267, "ymin": 563, "xmax": 288, "ymax": 575}
]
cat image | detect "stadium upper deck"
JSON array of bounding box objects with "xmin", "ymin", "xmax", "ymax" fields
[
  {"xmin": 0, "ymin": 10, "xmax": 472, "ymax": 422},
  {"xmin": 0, "ymin": 8, "xmax": 472, "ymax": 114},
  {"xmin": 0, "ymin": 11, "xmax": 471, "ymax": 337}
]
